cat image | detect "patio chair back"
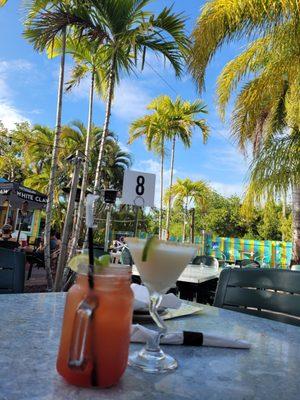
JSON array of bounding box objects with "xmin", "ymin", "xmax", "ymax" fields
[
  {"xmin": 236, "ymin": 259, "xmax": 260, "ymax": 268},
  {"xmin": 214, "ymin": 268, "xmax": 300, "ymax": 326},
  {"xmin": 0, "ymin": 248, "xmax": 25, "ymax": 293},
  {"xmin": 120, "ymin": 246, "xmax": 133, "ymax": 266}
]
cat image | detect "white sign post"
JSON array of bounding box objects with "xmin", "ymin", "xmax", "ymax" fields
[
  {"xmin": 121, "ymin": 170, "xmax": 156, "ymax": 236},
  {"xmin": 121, "ymin": 170, "xmax": 156, "ymax": 207}
]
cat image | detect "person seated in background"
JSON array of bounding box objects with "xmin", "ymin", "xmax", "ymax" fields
[
  {"xmin": 25, "ymin": 228, "xmax": 61, "ymax": 258},
  {"xmin": 0, "ymin": 224, "xmax": 20, "ymax": 249}
]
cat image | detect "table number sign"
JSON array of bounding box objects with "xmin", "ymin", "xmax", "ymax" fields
[{"xmin": 121, "ymin": 170, "xmax": 156, "ymax": 207}]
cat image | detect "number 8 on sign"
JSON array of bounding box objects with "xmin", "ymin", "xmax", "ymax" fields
[
  {"xmin": 136, "ymin": 176, "xmax": 145, "ymax": 196},
  {"xmin": 121, "ymin": 170, "xmax": 156, "ymax": 208}
]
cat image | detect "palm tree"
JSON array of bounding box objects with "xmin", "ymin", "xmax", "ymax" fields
[
  {"xmin": 190, "ymin": 0, "xmax": 300, "ymax": 260},
  {"xmin": 129, "ymin": 109, "xmax": 168, "ymax": 239},
  {"xmin": 245, "ymin": 130, "xmax": 300, "ymax": 262},
  {"xmin": 60, "ymin": 37, "xmax": 108, "ymax": 263},
  {"xmin": 129, "ymin": 95, "xmax": 209, "ymax": 239},
  {"xmin": 165, "ymin": 178, "xmax": 211, "ymax": 242},
  {"xmin": 27, "ymin": 125, "xmax": 56, "ymax": 173},
  {"xmin": 150, "ymin": 96, "xmax": 209, "ymax": 239},
  {"xmin": 101, "ymin": 140, "xmax": 132, "ymax": 190},
  {"xmin": 24, "ymin": 0, "xmax": 69, "ymax": 289},
  {"xmin": 190, "ymin": 0, "xmax": 300, "ymax": 91},
  {"xmin": 23, "ymin": 0, "xmax": 190, "ymax": 195}
]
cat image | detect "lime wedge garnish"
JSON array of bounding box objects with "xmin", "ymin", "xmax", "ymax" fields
[
  {"xmin": 68, "ymin": 254, "xmax": 110, "ymax": 273},
  {"xmin": 142, "ymin": 236, "xmax": 157, "ymax": 262}
]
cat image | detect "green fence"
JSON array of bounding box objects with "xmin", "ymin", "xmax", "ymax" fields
[{"xmin": 138, "ymin": 232, "xmax": 293, "ymax": 268}]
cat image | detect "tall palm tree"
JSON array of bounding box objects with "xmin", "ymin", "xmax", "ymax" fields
[
  {"xmin": 61, "ymin": 37, "xmax": 108, "ymax": 262},
  {"xmin": 24, "ymin": 0, "xmax": 69, "ymax": 289},
  {"xmin": 165, "ymin": 178, "xmax": 211, "ymax": 242},
  {"xmin": 149, "ymin": 96, "xmax": 209, "ymax": 239},
  {"xmin": 190, "ymin": 0, "xmax": 300, "ymax": 260},
  {"xmin": 129, "ymin": 96, "xmax": 209, "ymax": 239},
  {"xmin": 23, "ymin": 0, "xmax": 191, "ymax": 195},
  {"xmin": 129, "ymin": 109, "xmax": 168, "ymax": 239}
]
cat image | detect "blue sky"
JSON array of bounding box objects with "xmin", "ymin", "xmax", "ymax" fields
[{"xmin": 0, "ymin": 1, "xmax": 249, "ymax": 204}]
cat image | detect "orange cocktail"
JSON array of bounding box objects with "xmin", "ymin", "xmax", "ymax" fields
[{"xmin": 56, "ymin": 266, "xmax": 133, "ymax": 388}]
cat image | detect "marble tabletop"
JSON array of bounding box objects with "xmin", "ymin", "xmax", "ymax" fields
[
  {"xmin": 1, "ymin": 293, "xmax": 300, "ymax": 400},
  {"xmin": 132, "ymin": 264, "xmax": 221, "ymax": 284}
]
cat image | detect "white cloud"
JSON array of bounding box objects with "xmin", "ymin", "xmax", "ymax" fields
[
  {"xmin": 0, "ymin": 102, "xmax": 29, "ymax": 129},
  {"xmin": 64, "ymin": 67, "xmax": 153, "ymax": 123},
  {"xmin": 202, "ymin": 146, "xmax": 249, "ymax": 175},
  {"xmin": 0, "ymin": 59, "xmax": 32, "ymax": 128},
  {"xmin": 210, "ymin": 181, "xmax": 245, "ymax": 197},
  {"xmin": 118, "ymin": 140, "xmax": 130, "ymax": 153},
  {"xmin": 112, "ymin": 79, "xmax": 152, "ymax": 121}
]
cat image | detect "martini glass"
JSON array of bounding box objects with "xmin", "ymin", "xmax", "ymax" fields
[{"xmin": 126, "ymin": 237, "xmax": 197, "ymax": 373}]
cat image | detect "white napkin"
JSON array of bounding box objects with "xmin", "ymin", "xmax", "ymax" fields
[
  {"xmin": 131, "ymin": 324, "xmax": 251, "ymax": 349},
  {"xmin": 131, "ymin": 283, "xmax": 181, "ymax": 311}
]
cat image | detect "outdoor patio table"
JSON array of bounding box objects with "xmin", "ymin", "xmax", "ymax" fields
[
  {"xmin": 0, "ymin": 293, "xmax": 299, "ymax": 400},
  {"xmin": 132, "ymin": 264, "xmax": 222, "ymax": 284}
]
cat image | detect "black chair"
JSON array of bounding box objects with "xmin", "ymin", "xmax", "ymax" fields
[
  {"xmin": 0, "ymin": 248, "xmax": 25, "ymax": 293},
  {"xmin": 236, "ymin": 259, "xmax": 260, "ymax": 268},
  {"xmin": 120, "ymin": 246, "xmax": 133, "ymax": 266},
  {"xmin": 214, "ymin": 268, "xmax": 300, "ymax": 326},
  {"xmin": 0, "ymin": 240, "xmax": 20, "ymax": 250}
]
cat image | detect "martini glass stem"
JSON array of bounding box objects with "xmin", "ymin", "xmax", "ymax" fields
[{"xmin": 146, "ymin": 291, "xmax": 167, "ymax": 352}]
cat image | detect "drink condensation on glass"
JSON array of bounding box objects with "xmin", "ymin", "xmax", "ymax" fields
[{"xmin": 56, "ymin": 265, "xmax": 133, "ymax": 388}]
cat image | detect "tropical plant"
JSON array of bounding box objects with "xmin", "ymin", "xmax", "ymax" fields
[
  {"xmin": 101, "ymin": 140, "xmax": 132, "ymax": 190},
  {"xmin": 23, "ymin": 0, "xmax": 191, "ymax": 195},
  {"xmin": 0, "ymin": 1, "xmax": 7, "ymax": 6},
  {"xmin": 129, "ymin": 95, "xmax": 209, "ymax": 238},
  {"xmin": 24, "ymin": 0, "xmax": 68, "ymax": 289},
  {"xmin": 190, "ymin": 0, "xmax": 300, "ymax": 262},
  {"xmin": 61, "ymin": 37, "xmax": 108, "ymax": 262},
  {"xmin": 129, "ymin": 107, "xmax": 167, "ymax": 239},
  {"xmin": 245, "ymin": 131, "xmax": 300, "ymax": 261},
  {"xmin": 165, "ymin": 178, "xmax": 211, "ymax": 242},
  {"xmin": 154, "ymin": 96, "xmax": 209, "ymax": 238}
]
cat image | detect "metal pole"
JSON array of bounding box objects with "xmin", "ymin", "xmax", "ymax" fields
[
  {"xmin": 202, "ymin": 229, "xmax": 205, "ymax": 255},
  {"xmin": 133, "ymin": 206, "xmax": 139, "ymax": 237},
  {"xmin": 104, "ymin": 204, "xmax": 112, "ymax": 252},
  {"xmin": 4, "ymin": 202, "xmax": 10, "ymax": 224},
  {"xmin": 54, "ymin": 152, "xmax": 82, "ymax": 291},
  {"xmin": 191, "ymin": 208, "xmax": 195, "ymax": 244}
]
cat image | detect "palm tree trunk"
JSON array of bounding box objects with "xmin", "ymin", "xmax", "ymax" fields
[
  {"xmin": 292, "ymin": 186, "xmax": 300, "ymax": 264},
  {"xmin": 165, "ymin": 136, "xmax": 176, "ymax": 240},
  {"xmin": 94, "ymin": 57, "xmax": 116, "ymax": 194},
  {"xmin": 68, "ymin": 70, "xmax": 95, "ymax": 261},
  {"xmin": 54, "ymin": 152, "xmax": 81, "ymax": 292},
  {"xmin": 44, "ymin": 28, "xmax": 66, "ymax": 290},
  {"xmin": 159, "ymin": 137, "xmax": 164, "ymax": 239},
  {"xmin": 182, "ymin": 199, "xmax": 188, "ymax": 243}
]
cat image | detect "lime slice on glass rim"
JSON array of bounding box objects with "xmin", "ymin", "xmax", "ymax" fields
[
  {"xmin": 68, "ymin": 254, "xmax": 110, "ymax": 274},
  {"xmin": 142, "ymin": 236, "xmax": 158, "ymax": 262}
]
